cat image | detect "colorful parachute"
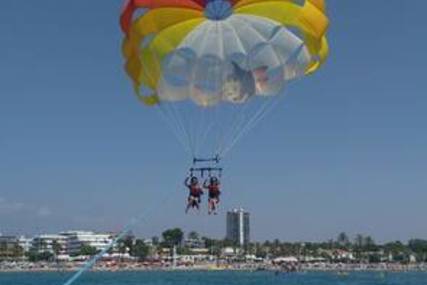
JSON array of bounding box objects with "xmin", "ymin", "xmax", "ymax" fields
[{"xmin": 120, "ymin": 0, "xmax": 329, "ymax": 160}]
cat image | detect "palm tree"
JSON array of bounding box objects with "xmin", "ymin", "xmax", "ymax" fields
[{"xmin": 188, "ymin": 231, "xmax": 199, "ymax": 240}]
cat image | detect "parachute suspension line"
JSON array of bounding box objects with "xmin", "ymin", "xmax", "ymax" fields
[
  {"xmin": 216, "ymin": 96, "xmax": 258, "ymax": 157},
  {"xmin": 213, "ymin": 19, "xmax": 227, "ymax": 159},
  {"xmin": 212, "ymin": 102, "xmax": 227, "ymax": 159},
  {"xmin": 194, "ymin": 24, "xmax": 213, "ymax": 158},
  {"xmin": 156, "ymin": 106, "xmax": 192, "ymax": 156},
  {"xmin": 196, "ymin": 107, "xmax": 216, "ymax": 158},
  {"xmin": 163, "ymin": 102, "xmax": 193, "ymax": 155},
  {"xmin": 218, "ymin": 102, "xmax": 263, "ymax": 158},
  {"xmin": 193, "ymin": 99, "xmax": 207, "ymax": 158},
  {"xmin": 159, "ymin": 84, "xmax": 196, "ymax": 158},
  {"xmin": 138, "ymin": 54, "xmax": 186, "ymax": 154},
  {"xmin": 219, "ymin": 37, "xmax": 295, "ymax": 157},
  {"xmin": 215, "ymin": 100, "xmax": 251, "ymax": 156},
  {"xmin": 195, "ymin": 102, "xmax": 213, "ymax": 158},
  {"xmin": 209, "ymin": 69, "xmax": 228, "ymax": 159},
  {"xmin": 155, "ymin": 96, "xmax": 191, "ymax": 156},
  {"xmin": 192, "ymin": 22, "xmax": 221, "ymax": 159},
  {"xmin": 226, "ymin": 96, "xmax": 282, "ymax": 157},
  {"xmin": 221, "ymin": 95, "xmax": 282, "ymax": 157},
  {"xmin": 141, "ymin": 49, "xmax": 195, "ymax": 157},
  {"xmin": 214, "ymin": 20, "xmax": 249, "ymax": 157},
  {"xmin": 222, "ymin": 98, "xmax": 277, "ymax": 157},
  {"xmin": 182, "ymin": 109, "xmax": 197, "ymax": 157},
  {"xmin": 218, "ymin": 24, "xmax": 301, "ymax": 157}
]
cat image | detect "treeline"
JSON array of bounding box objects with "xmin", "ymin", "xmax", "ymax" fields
[
  {"xmin": 2, "ymin": 230, "xmax": 427, "ymax": 263},
  {"xmin": 243, "ymin": 232, "xmax": 427, "ymax": 263}
]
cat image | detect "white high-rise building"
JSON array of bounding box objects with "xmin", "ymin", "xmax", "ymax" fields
[{"xmin": 226, "ymin": 208, "xmax": 250, "ymax": 247}]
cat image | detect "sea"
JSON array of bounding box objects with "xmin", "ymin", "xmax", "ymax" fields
[{"xmin": 1, "ymin": 271, "xmax": 426, "ymax": 285}]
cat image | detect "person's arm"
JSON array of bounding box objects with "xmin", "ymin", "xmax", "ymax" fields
[
  {"xmin": 203, "ymin": 180, "xmax": 209, "ymax": 189},
  {"xmin": 184, "ymin": 177, "xmax": 190, "ymax": 187}
]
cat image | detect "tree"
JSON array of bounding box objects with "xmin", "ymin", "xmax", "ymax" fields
[
  {"xmin": 79, "ymin": 245, "xmax": 98, "ymax": 256},
  {"xmin": 122, "ymin": 236, "xmax": 134, "ymax": 251},
  {"xmin": 384, "ymin": 241, "xmax": 408, "ymax": 262},
  {"xmin": 203, "ymin": 237, "xmax": 215, "ymax": 249},
  {"xmin": 132, "ymin": 239, "xmax": 149, "ymax": 261},
  {"xmin": 188, "ymin": 231, "xmax": 199, "ymax": 240},
  {"xmin": 408, "ymin": 239, "xmax": 427, "ymax": 253},
  {"xmin": 269, "ymin": 239, "xmax": 284, "ymax": 257},
  {"xmin": 52, "ymin": 241, "xmax": 62, "ymax": 257},
  {"xmin": 363, "ymin": 236, "xmax": 378, "ymax": 252},
  {"xmin": 255, "ymin": 243, "xmax": 268, "ymax": 259},
  {"xmin": 152, "ymin": 236, "xmax": 160, "ymax": 246},
  {"xmin": 354, "ymin": 234, "xmax": 364, "ymax": 248},
  {"xmin": 162, "ymin": 228, "xmax": 184, "ymax": 247},
  {"xmin": 354, "ymin": 234, "xmax": 364, "ymax": 260},
  {"xmin": 337, "ymin": 232, "xmax": 350, "ymax": 248},
  {"xmin": 202, "ymin": 237, "xmax": 222, "ymax": 256},
  {"xmin": 27, "ymin": 250, "xmax": 53, "ymax": 262},
  {"xmin": 408, "ymin": 239, "xmax": 427, "ymax": 262},
  {"xmin": 117, "ymin": 236, "xmax": 133, "ymax": 256},
  {"xmin": 177, "ymin": 246, "xmax": 192, "ymax": 255}
]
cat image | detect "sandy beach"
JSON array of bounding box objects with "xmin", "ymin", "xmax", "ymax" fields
[{"xmin": 1, "ymin": 261, "xmax": 427, "ymax": 273}]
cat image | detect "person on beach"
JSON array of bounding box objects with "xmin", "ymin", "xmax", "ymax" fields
[
  {"xmin": 203, "ymin": 176, "xmax": 221, "ymax": 215},
  {"xmin": 185, "ymin": 176, "xmax": 203, "ymax": 213}
]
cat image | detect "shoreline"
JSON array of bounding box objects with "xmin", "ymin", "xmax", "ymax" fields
[{"xmin": 1, "ymin": 262, "xmax": 427, "ymax": 273}]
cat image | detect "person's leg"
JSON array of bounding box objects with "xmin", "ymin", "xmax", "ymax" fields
[
  {"xmin": 213, "ymin": 198, "xmax": 219, "ymax": 215},
  {"xmin": 185, "ymin": 197, "xmax": 193, "ymax": 213},
  {"xmin": 208, "ymin": 199, "xmax": 213, "ymax": 215}
]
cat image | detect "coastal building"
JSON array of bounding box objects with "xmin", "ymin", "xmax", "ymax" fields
[
  {"xmin": 0, "ymin": 236, "xmax": 18, "ymax": 248},
  {"xmin": 17, "ymin": 236, "xmax": 33, "ymax": 253},
  {"xmin": 31, "ymin": 234, "xmax": 68, "ymax": 255},
  {"xmin": 143, "ymin": 238, "xmax": 154, "ymax": 247},
  {"xmin": 184, "ymin": 237, "xmax": 206, "ymax": 249},
  {"xmin": 0, "ymin": 236, "xmax": 20, "ymax": 259},
  {"xmin": 60, "ymin": 231, "xmax": 114, "ymax": 255},
  {"xmin": 226, "ymin": 208, "xmax": 250, "ymax": 247}
]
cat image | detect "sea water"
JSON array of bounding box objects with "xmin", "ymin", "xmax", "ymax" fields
[{"xmin": 0, "ymin": 271, "xmax": 426, "ymax": 285}]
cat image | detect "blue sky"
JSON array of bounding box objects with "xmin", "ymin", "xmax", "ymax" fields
[{"xmin": 1, "ymin": 1, "xmax": 426, "ymax": 243}]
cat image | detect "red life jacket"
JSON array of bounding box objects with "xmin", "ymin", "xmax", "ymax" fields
[
  {"xmin": 208, "ymin": 185, "xmax": 220, "ymax": 196},
  {"xmin": 190, "ymin": 185, "xmax": 202, "ymax": 197}
]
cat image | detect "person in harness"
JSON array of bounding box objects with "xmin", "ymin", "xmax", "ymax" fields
[
  {"xmin": 204, "ymin": 176, "xmax": 221, "ymax": 215},
  {"xmin": 184, "ymin": 176, "xmax": 203, "ymax": 213}
]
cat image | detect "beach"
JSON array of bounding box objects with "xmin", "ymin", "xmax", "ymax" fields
[{"xmin": 1, "ymin": 260, "xmax": 427, "ymax": 273}]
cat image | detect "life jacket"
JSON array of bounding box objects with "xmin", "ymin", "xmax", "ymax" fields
[
  {"xmin": 208, "ymin": 184, "xmax": 220, "ymax": 196},
  {"xmin": 190, "ymin": 185, "xmax": 201, "ymax": 197}
]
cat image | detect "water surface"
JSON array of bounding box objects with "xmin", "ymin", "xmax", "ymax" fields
[{"xmin": 1, "ymin": 271, "xmax": 426, "ymax": 285}]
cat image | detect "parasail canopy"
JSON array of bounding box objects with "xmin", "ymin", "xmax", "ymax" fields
[{"xmin": 120, "ymin": 0, "xmax": 329, "ymax": 160}]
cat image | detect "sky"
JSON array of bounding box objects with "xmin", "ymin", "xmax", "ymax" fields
[{"xmin": 1, "ymin": 0, "xmax": 426, "ymax": 243}]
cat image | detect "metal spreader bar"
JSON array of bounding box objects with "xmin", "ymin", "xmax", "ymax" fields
[
  {"xmin": 189, "ymin": 167, "xmax": 223, "ymax": 178},
  {"xmin": 193, "ymin": 154, "xmax": 221, "ymax": 165}
]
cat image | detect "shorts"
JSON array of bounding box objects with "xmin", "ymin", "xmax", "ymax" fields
[{"xmin": 188, "ymin": 195, "xmax": 201, "ymax": 204}]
